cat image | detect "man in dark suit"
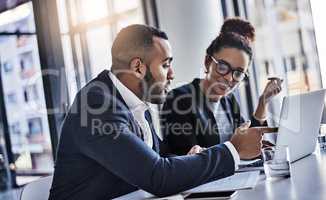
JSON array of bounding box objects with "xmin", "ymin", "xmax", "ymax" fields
[{"xmin": 49, "ymin": 24, "xmax": 266, "ymax": 200}]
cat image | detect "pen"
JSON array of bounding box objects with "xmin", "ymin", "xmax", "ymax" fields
[
  {"xmin": 267, "ymin": 77, "xmax": 284, "ymax": 82},
  {"xmin": 261, "ymin": 127, "xmax": 278, "ymax": 134}
]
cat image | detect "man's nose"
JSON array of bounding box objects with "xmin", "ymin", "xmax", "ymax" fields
[{"xmin": 167, "ymin": 67, "xmax": 175, "ymax": 80}]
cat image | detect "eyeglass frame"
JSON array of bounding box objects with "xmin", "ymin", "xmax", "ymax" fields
[{"xmin": 208, "ymin": 54, "xmax": 249, "ymax": 82}]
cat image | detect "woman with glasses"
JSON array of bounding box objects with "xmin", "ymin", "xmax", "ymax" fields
[{"xmin": 161, "ymin": 18, "xmax": 282, "ymax": 156}]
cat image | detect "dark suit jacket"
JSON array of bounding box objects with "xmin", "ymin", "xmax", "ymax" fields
[
  {"xmin": 49, "ymin": 71, "xmax": 235, "ymax": 200},
  {"xmin": 161, "ymin": 79, "xmax": 266, "ymax": 155}
]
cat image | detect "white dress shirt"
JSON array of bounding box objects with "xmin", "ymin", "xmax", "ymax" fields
[
  {"xmin": 207, "ymin": 100, "xmax": 240, "ymax": 169},
  {"xmin": 108, "ymin": 73, "xmax": 239, "ymax": 169},
  {"xmin": 208, "ymin": 101, "xmax": 234, "ymax": 143}
]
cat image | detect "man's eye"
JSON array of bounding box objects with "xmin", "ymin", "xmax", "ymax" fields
[{"xmin": 163, "ymin": 63, "xmax": 170, "ymax": 68}]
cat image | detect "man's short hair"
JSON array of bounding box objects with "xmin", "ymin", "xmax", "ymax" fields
[{"xmin": 111, "ymin": 24, "xmax": 168, "ymax": 72}]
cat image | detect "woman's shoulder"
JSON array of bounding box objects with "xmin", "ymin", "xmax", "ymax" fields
[
  {"xmin": 163, "ymin": 79, "xmax": 201, "ymax": 109},
  {"xmin": 167, "ymin": 78, "xmax": 201, "ymax": 97}
]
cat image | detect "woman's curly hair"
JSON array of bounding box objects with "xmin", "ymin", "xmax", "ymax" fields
[{"xmin": 206, "ymin": 17, "xmax": 255, "ymax": 61}]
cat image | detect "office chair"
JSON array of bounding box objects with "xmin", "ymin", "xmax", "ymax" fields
[{"xmin": 20, "ymin": 175, "xmax": 53, "ymax": 200}]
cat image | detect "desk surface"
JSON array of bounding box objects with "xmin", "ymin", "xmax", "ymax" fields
[
  {"xmin": 1, "ymin": 149, "xmax": 325, "ymax": 200},
  {"xmin": 115, "ymin": 149, "xmax": 326, "ymax": 200},
  {"xmin": 236, "ymin": 149, "xmax": 326, "ymax": 200},
  {"xmin": 0, "ymin": 190, "xmax": 20, "ymax": 200}
]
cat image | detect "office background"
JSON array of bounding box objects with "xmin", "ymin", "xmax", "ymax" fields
[{"xmin": 0, "ymin": 0, "xmax": 325, "ymax": 189}]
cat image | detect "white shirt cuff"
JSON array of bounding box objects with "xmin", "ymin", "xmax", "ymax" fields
[
  {"xmin": 252, "ymin": 113, "xmax": 267, "ymax": 124},
  {"xmin": 224, "ymin": 141, "xmax": 240, "ymax": 170}
]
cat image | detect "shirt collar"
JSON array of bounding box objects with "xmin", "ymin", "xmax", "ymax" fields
[
  {"xmin": 207, "ymin": 99, "xmax": 221, "ymax": 112},
  {"xmin": 108, "ymin": 72, "xmax": 148, "ymax": 111}
]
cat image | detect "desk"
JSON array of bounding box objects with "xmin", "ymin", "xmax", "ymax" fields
[
  {"xmin": 115, "ymin": 149, "xmax": 326, "ymax": 200},
  {"xmin": 0, "ymin": 190, "xmax": 20, "ymax": 200}
]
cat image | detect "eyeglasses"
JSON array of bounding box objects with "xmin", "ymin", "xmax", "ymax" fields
[{"xmin": 209, "ymin": 55, "xmax": 248, "ymax": 82}]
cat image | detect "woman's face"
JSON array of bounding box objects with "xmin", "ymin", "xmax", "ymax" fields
[{"xmin": 204, "ymin": 47, "xmax": 250, "ymax": 100}]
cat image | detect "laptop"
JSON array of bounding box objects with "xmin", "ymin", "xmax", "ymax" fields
[
  {"xmin": 275, "ymin": 89, "xmax": 326, "ymax": 162},
  {"xmin": 238, "ymin": 89, "xmax": 326, "ymax": 171}
]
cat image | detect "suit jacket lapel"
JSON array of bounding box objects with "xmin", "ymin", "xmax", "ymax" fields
[
  {"xmin": 97, "ymin": 70, "xmax": 144, "ymax": 139},
  {"xmin": 220, "ymin": 97, "xmax": 233, "ymax": 125},
  {"xmin": 229, "ymin": 94, "xmax": 242, "ymax": 131}
]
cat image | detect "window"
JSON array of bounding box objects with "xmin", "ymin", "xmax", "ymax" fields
[
  {"xmin": 56, "ymin": 0, "xmax": 145, "ymax": 101},
  {"xmin": 20, "ymin": 59, "xmax": 25, "ymax": 71},
  {"xmin": 264, "ymin": 60, "xmax": 270, "ymax": 75},
  {"xmin": 282, "ymin": 57, "xmax": 287, "ymax": 72},
  {"xmin": 221, "ymin": 0, "xmax": 323, "ymax": 121},
  {"xmin": 23, "ymin": 90, "xmax": 28, "ymax": 102},
  {"xmin": 6, "ymin": 92, "xmax": 17, "ymax": 104},
  {"xmin": 10, "ymin": 122, "xmax": 21, "ymax": 135},
  {"xmin": 0, "ymin": 2, "xmax": 53, "ymax": 185},
  {"xmin": 2, "ymin": 61, "xmax": 14, "ymax": 72},
  {"xmin": 27, "ymin": 118, "xmax": 43, "ymax": 136},
  {"xmin": 23, "ymin": 84, "xmax": 39, "ymax": 103},
  {"xmin": 19, "ymin": 51, "xmax": 35, "ymax": 79},
  {"xmin": 20, "ymin": 52, "xmax": 34, "ymax": 71},
  {"xmin": 289, "ymin": 56, "xmax": 296, "ymax": 71},
  {"xmin": 78, "ymin": 0, "xmax": 109, "ymax": 23},
  {"xmin": 247, "ymin": 0, "xmax": 322, "ymax": 96}
]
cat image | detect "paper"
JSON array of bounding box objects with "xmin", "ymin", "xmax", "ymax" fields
[
  {"xmin": 146, "ymin": 194, "xmax": 184, "ymax": 200},
  {"xmin": 114, "ymin": 172, "xmax": 260, "ymax": 199},
  {"xmin": 113, "ymin": 190, "xmax": 185, "ymax": 200},
  {"xmin": 113, "ymin": 190, "xmax": 153, "ymax": 200},
  {"xmin": 184, "ymin": 171, "xmax": 260, "ymax": 193}
]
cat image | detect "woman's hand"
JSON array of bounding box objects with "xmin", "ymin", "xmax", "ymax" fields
[
  {"xmin": 260, "ymin": 77, "xmax": 283, "ymax": 104},
  {"xmin": 254, "ymin": 77, "xmax": 283, "ymax": 123}
]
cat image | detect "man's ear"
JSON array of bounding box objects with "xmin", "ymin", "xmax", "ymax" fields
[
  {"xmin": 204, "ymin": 55, "xmax": 211, "ymax": 73},
  {"xmin": 130, "ymin": 58, "xmax": 146, "ymax": 78}
]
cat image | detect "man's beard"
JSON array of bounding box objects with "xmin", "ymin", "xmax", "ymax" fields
[{"xmin": 141, "ymin": 69, "xmax": 166, "ymax": 104}]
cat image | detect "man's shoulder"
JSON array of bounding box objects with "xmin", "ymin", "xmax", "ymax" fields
[
  {"xmin": 82, "ymin": 71, "xmax": 114, "ymax": 95},
  {"xmin": 69, "ymin": 71, "xmax": 128, "ymax": 114}
]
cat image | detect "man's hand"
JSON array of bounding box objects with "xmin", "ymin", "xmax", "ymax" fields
[
  {"xmin": 230, "ymin": 121, "xmax": 274, "ymax": 160},
  {"xmin": 187, "ymin": 145, "xmax": 207, "ymax": 155}
]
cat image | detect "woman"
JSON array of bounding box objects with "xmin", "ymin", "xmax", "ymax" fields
[{"xmin": 161, "ymin": 18, "xmax": 282, "ymax": 155}]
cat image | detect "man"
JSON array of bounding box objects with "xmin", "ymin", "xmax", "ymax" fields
[{"xmin": 49, "ymin": 24, "xmax": 267, "ymax": 200}]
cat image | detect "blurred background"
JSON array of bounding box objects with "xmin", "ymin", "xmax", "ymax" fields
[{"xmin": 0, "ymin": 0, "xmax": 325, "ymax": 189}]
